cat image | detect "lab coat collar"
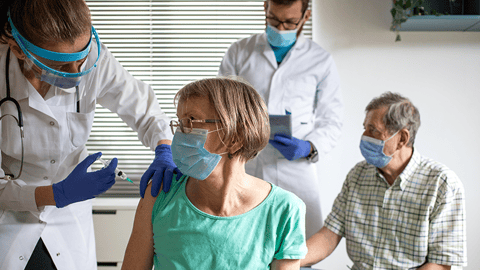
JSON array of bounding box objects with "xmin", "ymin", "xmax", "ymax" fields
[
  {"xmin": 27, "ymin": 84, "xmax": 57, "ymax": 121},
  {"xmin": 0, "ymin": 45, "xmax": 57, "ymax": 120},
  {"xmin": 259, "ymin": 33, "xmax": 278, "ymax": 69},
  {"xmin": 294, "ymin": 32, "xmax": 307, "ymax": 49},
  {"xmin": 0, "ymin": 46, "xmax": 29, "ymax": 101}
]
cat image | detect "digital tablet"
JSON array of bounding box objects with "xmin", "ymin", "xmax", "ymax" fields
[{"xmin": 269, "ymin": 114, "xmax": 292, "ymax": 140}]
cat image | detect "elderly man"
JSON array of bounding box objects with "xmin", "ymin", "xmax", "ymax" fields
[{"xmin": 302, "ymin": 92, "xmax": 467, "ymax": 269}]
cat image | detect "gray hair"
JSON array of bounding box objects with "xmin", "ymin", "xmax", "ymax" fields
[{"xmin": 366, "ymin": 92, "xmax": 420, "ymax": 147}]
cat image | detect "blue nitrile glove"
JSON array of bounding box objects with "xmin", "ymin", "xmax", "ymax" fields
[
  {"xmin": 140, "ymin": 144, "xmax": 183, "ymax": 198},
  {"xmin": 269, "ymin": 134, "xmax": 311, "ymax": 161},
  {"xmin": 52, "ymin": 152, "xmax": 117, "ymax": 208}
]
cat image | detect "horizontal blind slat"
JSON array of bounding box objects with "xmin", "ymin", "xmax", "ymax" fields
[{"xmin": 85, "ymin": 0, "xmax": 312, "ymax": 197}]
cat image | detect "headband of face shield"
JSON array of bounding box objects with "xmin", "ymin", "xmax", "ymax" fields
[{"xmin": 7, "ymin": 11, "xmax": 101, "ymax": 91}]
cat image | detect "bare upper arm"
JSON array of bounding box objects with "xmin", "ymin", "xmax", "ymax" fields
[
  {"xmin": 121, "ymin": 183, "xmax": 159, "ymax": 270},
  {"xmin": 271, "ymin": 259, "xmax": 301, "ymax": 270}
]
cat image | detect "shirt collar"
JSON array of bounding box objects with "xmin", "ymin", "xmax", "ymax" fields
[
  {"xmin": 373, "ymin": 148, "xmax": 420, "ymax": 190},
  {"xmin": 396, "ymin": 148, "xmax": 421, "ymax": 190}
]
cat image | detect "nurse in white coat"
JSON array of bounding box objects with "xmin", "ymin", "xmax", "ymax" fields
[
  {"xmin": 218, "ymin": 0, "xmax": 343, "ymax": 239},
  {"xmin": 0, "ymin": 0, "xmax": 180, "ymax": 269}
]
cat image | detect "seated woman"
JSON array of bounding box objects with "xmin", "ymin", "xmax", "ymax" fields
[{"xmin": 122, "ymin": 77, "xmax": 307, "ymax": 270}]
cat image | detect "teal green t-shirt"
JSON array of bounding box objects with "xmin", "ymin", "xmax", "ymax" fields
[{"xmin": 152, "ymin": 175, "xmax": 307, "ymax": 269}]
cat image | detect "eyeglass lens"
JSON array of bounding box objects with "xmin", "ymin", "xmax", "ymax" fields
[
  {"xmin": 267, "ymin": 18, "xmax": 299, "ymax": 30},
  {"xmin": 170, "ymin": 119, "xmax": 194, "ymax": 135}
]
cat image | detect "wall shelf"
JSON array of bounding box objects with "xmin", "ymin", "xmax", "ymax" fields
[{"xmin": 399, "ymin": 15, "xmax": 480, "ymax": 31}]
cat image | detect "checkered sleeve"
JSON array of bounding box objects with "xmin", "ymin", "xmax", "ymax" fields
[
  {"xmin": 324, "ymin": 168, "xmax": 353, "ymax": 237},
  {"xmin": 427, "ymin": 171, "xmax": 467, "ymax": 266}
]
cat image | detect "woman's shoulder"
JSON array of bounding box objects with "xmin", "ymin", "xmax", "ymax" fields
[
  {"xmin": 268, "ymin": 184, "xmax": 306, "ymax": 213},
  {"xmin": 152, "ymin": 174, "xmax": 188, "ymax": 216}
]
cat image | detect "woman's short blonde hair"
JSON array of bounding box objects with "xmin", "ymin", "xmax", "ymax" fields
[{"xmin": 174, "ymin": 77, "xmax": 270, "ymax": 161}]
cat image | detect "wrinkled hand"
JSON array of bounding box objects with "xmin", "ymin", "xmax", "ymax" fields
[
  {"xmin": 269, "ymin": 135, "xmax": 311, "ymax": 161},
  {"xmin": 140, "ymin": 144, "xmax": 182, "ymax": 198},
  {"xmin": 52, "ymin": 152, "xmax": 117, "ymax": 208}
]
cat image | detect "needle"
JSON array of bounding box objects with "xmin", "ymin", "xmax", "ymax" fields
[{"xmin": 97, "ymin": 157, "xmax": 137, "ymax": 186}]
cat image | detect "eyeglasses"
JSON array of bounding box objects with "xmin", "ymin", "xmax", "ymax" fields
[
  {"xmin": 266, "ymin": 16, "xmax": 305, "ymax": 30},
  {"xmin": 265, "ymin": 9, "xmax": 306, "ymax": 30},
  {"xmin": 170, "ymin": 118, "xmax": 221, "ymax": 135}
]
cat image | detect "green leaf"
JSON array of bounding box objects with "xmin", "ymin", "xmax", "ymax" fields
[
  {"xmin": 406, "ymin": 0, "xmax": 412, "ymax": 8},
  {"xmin": 396, "ymin": 0, "xmax": 404, "ymax": 7},
  {"xmin": 432, "ymin": 9, "xmax": 437, "ymax": 15},
  {"xmin": 396, "ymin": 34, "xmax": 402, "ymax": 42},
  {"xmin": 391, "ymin": 8, "xmax": 397, "ymax": 18},
  {"xmin": 400, "ymin": 18, "xmax": 407, "ymax": 23}
]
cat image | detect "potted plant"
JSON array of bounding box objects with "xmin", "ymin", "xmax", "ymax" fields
[
  {"xmin": 391, "ymin": 0, "xmax": 454, "ymax": 41},
  {"xmin": 391, "ymin": 0, "xmax": 426, "ymax": 41}
]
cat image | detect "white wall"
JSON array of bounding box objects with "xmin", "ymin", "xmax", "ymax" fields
[{"xmin": 311, "ymin": 0, "xmax": 480, "ymax": 269}]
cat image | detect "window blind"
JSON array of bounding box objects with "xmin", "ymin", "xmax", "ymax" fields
[{"xmin": 85, "ymin": 0, "xmax": 312, "ymax": 197}]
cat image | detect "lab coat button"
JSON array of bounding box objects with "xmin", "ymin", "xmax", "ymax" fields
[
  {"xmin": 44, "ymin": 176, "xmax": 48, "ymax": 180},
  {"xmin": 19, "ymin": 256, "xmax": 24, "ymax": 260},
  {"xmin": 56, "ymin": 253, "xmax": 60, "ymax": 256},
  {"xmin": 50, "ymin": 160, "xmax": 56, "ymax": 164},
  {"xmin": 50, "ymin": 121, "xmax": 55, "ymax": 126}
]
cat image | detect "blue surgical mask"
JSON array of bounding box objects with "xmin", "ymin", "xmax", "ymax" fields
[
  {"xmin": 40, "ymin": 71, "xmax": 82, "ymax": 90},
  {"xmin": 171, "ymin": 128, "xmax": 226, "ymax": 180},
  {"xmin": 265, "ymin": 24, "xmax": 297, "ymax": 47},
  {"xmin": 359, "ymin": 131, "xmax": 399, "ymax": 168},
  {"xmin": 23, "ymin": 57, "xmax": 88, "ymax": 92}
]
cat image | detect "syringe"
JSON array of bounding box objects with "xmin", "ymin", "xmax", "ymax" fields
[{"xmin": 97, "ymin": 158, "xmax": 137, "ymax": 186}]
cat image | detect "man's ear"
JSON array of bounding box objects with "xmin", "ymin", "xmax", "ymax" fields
[
  {"xmin": 264, "ymin": 1, "xmax": 268, "ymax": 12},
  {"xmin": 304, "ymin": 9, "xmax": 311, "ymax": 22},
  {"xmin": 397, "ymin": 128, "xmax": 411, "ymax": 149},
  {"xmin": 7, "ymin": 39, "xmax": 25, "ymax": 60}
]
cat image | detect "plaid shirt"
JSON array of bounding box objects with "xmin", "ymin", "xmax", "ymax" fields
[{"xmin": 325, "ymin": 149, "xmax": 467, "ymax": 269}]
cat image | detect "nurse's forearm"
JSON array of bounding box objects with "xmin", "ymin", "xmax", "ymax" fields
[
  {"xmin": 157, "ymin": 139, "xmax": 171, "ymax": 146},
  {"xmin": 35, "ymin": 185, "xmax": 56, "ymax": 207}
]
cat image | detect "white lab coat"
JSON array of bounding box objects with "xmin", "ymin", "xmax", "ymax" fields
[
  {"xmin": 0, "ymin": 40, "xmax": 172, "ymax": 270},
  {"xmin": 218, "ymin": 33, "xmax": 343, "ymax": 238}
]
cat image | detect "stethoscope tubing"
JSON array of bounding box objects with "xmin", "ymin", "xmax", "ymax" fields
[
  {"xmin": 0, "ymin": 48, "xmax": 23, "ymax": 128},
  {"xmin": 1, "ymin": 45, "xmax": 82, "ymax": 180},
  {"xmin": 0, "ymin": 48, "xmax": 24, "ymax": 180}
]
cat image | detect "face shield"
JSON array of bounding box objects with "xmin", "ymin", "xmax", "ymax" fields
[{"xmin": 7, "ymin": 11, "xmax": 101, "ymax": 93}]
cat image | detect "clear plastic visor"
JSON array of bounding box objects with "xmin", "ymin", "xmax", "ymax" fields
[{"xmin": 8, "ymin": 11, "xmax": 101, "ymax": 91}]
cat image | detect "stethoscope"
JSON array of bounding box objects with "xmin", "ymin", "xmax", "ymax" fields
[
  {"xmin": 0, "ymin": 48, "xmax": 24, "ymax": 180},
  {"xmin": 0, "ymin": 48, "xmax": 80, "ymax": 180}
]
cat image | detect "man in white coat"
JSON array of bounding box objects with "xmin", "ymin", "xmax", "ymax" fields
[
  {"xmin": 0, "ymin": 0, "xmax": 180, "ymax": 269},
  {"xmin": 218, "ymin": 0, "xmax": 343, "ymax": 239}
]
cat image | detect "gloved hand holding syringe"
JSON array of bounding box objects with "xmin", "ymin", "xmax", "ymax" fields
[{"xmin": 97, "ymin": 158, "xmax": 138, "ymax": 187}]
